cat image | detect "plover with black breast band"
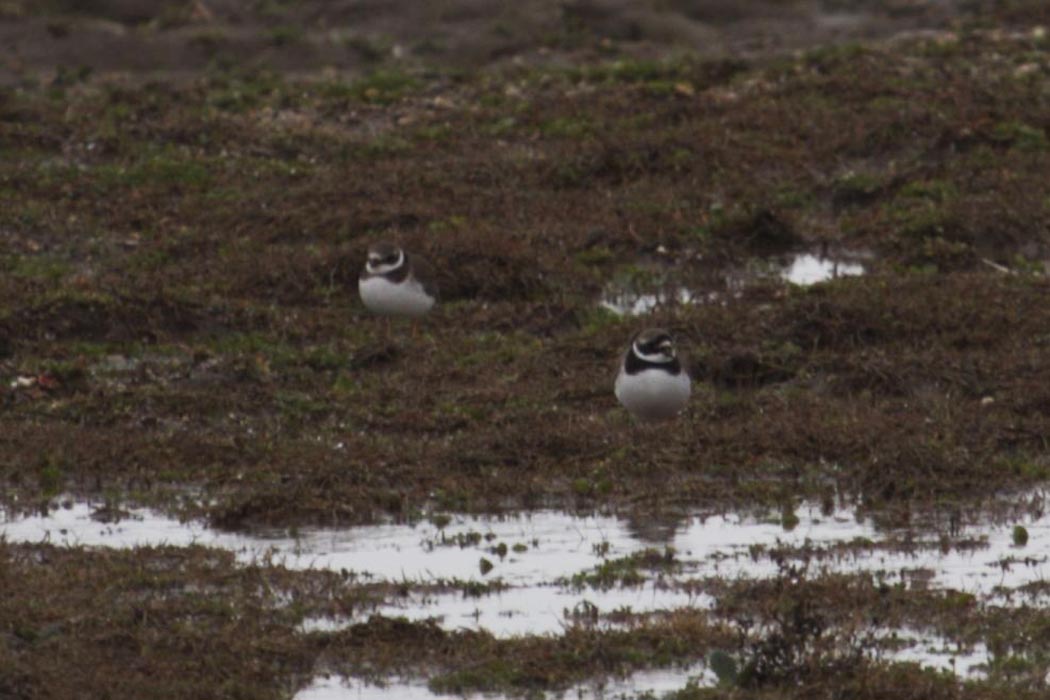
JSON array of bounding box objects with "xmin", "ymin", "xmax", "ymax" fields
[
  {"xmin": 615, "ymin": 328, "xmax": 691, "ymax": 422},
  {"xmin": 358, "ymin": 242, "xmax": 438, "ymax": 318}
]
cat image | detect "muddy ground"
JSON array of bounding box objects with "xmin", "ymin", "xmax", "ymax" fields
[
  {"xmin": 3, "ymin": 0, "xmax": 1050, "ymax": 698},
  {"xmin": 1, "ymin": 0, "xmax": 1048, "ymax": 83}
]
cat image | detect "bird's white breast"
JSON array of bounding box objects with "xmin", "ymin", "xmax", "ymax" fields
[
  {"xmin": 359, "ymin": 275, "xmax": 434, "ymax": 317},
  {"xmin": 615, "ymin": 367, "xmax": 691, "ymax": 422}
]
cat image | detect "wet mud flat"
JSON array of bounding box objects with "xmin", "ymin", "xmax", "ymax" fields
[{"xmin": 4, "ymin": 0, "xmax": 1050, "ymax": 698}]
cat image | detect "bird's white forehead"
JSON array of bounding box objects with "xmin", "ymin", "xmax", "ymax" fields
[
  {"xmin": 366, "ymin": 249, "xmax": 404, "ymax": 275},
  {"xmin": 633, "ymin": 341, "xmax": 674, "ymax": 363}
]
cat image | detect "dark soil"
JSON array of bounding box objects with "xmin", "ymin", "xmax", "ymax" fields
[
  {"xmin": 3, "ymin": 20, "xmax": 1050, "ymax": 525},
  {"xmin": 3, "ymin": 1, "xmax": 1050, "ymax": 698},
  {"xmin": 0, "ymin": 0, "xmax": 1026, "ymax": 84}
]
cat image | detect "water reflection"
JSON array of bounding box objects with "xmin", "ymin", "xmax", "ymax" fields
[
  {"xmin": 600, "ymin": 286, "xmax": 704, "ymax": 316},
  {"xmin": 599, "ymin": 251, "xmax": 869, "ymax": 316},
  {"xmin": 293, "ymin": 631, "xmax": 985, "ymax": 700},
  {"xmin": 3, "ymin": 497, "xmax": 1050, "ymax": 641},
  {"xmin": 780, "ymin": 253, "xmax": 865, "ymax": 285},
  {"xmin": 622, "ymin": 509, "xmax": 689, "ymax": 544},
  {"xmin": 294, "ymin": 662, "xmax": 717, "ymax": 700}
]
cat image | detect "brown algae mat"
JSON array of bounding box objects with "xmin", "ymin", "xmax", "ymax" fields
[{"xmin": 4, "ymin": 8, "xmax": 1050, "ymax": 699}]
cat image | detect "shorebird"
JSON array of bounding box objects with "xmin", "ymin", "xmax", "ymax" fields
[
  {"xmin": 358, "ymin": 242, "xmax": 438, "ymax": 318},
  {"xmin": 614, "ymin": 328, "xmax": 691, "ymax": 422}
]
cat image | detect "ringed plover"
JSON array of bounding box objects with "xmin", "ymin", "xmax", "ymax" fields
[
  {"xmin": 359, "ymin": 242, "xmax": 438, "ymax": 318},
  {"xmin": 615, "ymin": 328, "xmax": 691, "ymax": 422}
]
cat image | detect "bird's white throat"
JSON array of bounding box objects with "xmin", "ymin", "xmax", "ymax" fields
[
  {"xmin": 366, "ymin": 250, "xmax": 404, "ymax": 275},
  {"xmin": 632, "ymin": 342, "xmax": 674, "ymax": 364}
]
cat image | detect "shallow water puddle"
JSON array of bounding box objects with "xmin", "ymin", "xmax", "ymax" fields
[
  {"xmin": 600, "ymin": 251, "xmax": 867, "ymax": 315},
  {"xmin": 1, "ymin": 498, "xmax": 1046, "ymax": 644},
  {"xmin": 780, "ymin": 253, "xmax": 865, "ymax": 286},
  {"xmin": 881, "ymin": 630, "xmax": 989, "ymax": 678},
  {"xmin": 300, "ymin": 583, "xmax": 711, "ymax": 637},
  {"xmin": 0, "ymin": 501, "xmax": 710, "ymax": 636},
  {"xmin": 600, "ymin": 286, "xmax": 708, "ymax": 316},
  {"xmin": 295, "ymin": 675, "xmax": 435, "ymax": 700},
  {"xmin": 293, "ymin": 630, "xmax": 986, "ymax": 700},
  {"xmin": 4, "ymin": 500, "xmax": 1048, "ymax": 593},
  {"xmin": 295, "ymin": 662, "xmax": 716, "ymax": 700}
]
